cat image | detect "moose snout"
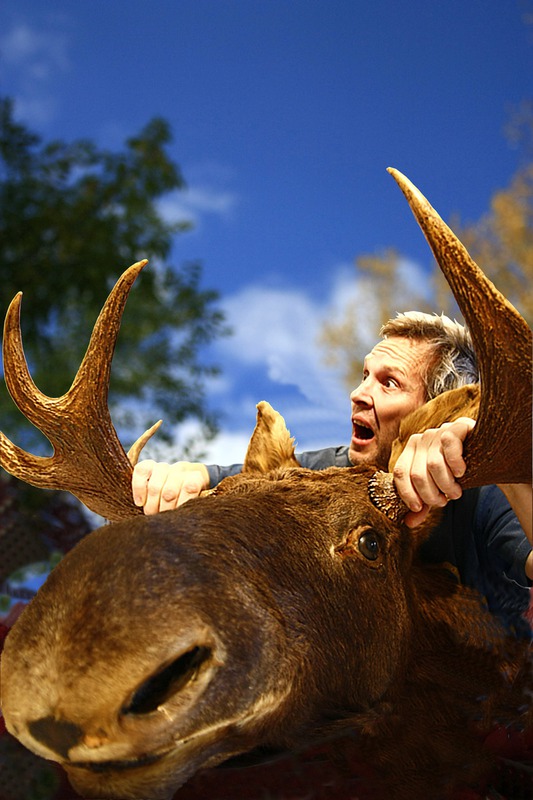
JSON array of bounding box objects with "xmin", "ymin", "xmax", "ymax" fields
[
  {"xmin": 121, "ymin": 645, "xmax": 212, "ymax": 717},
  {"xmin": 28, "ymin": 716, "xmax": 84, "ymax": 760},
  {"xmin": 6, "ymin": 640, "xmax": 218, "ymax": 767}
]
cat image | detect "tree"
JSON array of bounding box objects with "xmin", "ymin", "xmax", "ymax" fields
[
  {"xmin": 320, "ymin": 109, "xmax": 533, "ymax": 390},
  {"xmin": 0, "ymin": 97, "xmax": 229, "ymax": 457},
  {"xmin": 448, "ymin": 106, "xmax": 533, "ymax": 325},
  {"xmin": 320, "ymin": 248, "xmax": 434, "ymax": 390}
]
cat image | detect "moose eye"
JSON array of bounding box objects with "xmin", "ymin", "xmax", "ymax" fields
[{"xmin": 358, "ymin": 531, "xmax": 380, "ymax": 561}]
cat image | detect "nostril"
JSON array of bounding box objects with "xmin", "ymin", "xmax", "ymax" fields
[
  {"xmin": 122, "ymin": 646, "xmax": 211, "ymax": 716},
  {"xmin": 28, "ymin": 716, "xmax": 83, "ymax": 760}
]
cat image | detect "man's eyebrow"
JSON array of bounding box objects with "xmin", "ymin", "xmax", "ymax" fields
[
  {"xmin": 365, "ymin": 355, "xmax": 408, "ymax": 378},
  {"xmin": 384, "ymin": 363, "xmax": 408, "ymax": 376}
]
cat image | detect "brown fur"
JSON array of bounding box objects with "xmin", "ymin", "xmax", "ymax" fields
[{"xmin": 1, "ymin": 411, "xmax": 531, "ymax": 800}]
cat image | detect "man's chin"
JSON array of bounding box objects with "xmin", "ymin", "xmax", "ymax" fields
[{"xmin": 348, "ymin": 444, "xmax": 387, "ymax": 471}]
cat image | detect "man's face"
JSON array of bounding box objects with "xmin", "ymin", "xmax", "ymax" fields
[{"xmin": 348, "ymin": 336, "xmax": 431, "ymax": 470}]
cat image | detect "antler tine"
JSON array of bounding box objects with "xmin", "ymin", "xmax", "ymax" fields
[
  {"xmin": 127, "ymin": 419, "xmax": 163, "ymax": 467},
  {"xmin": 388, "ymin": 168, "xmax": 532, "ymax": 488},
  {"xmin": 0, "ymin": 260, "xmax": 151, "ymax": 522}
]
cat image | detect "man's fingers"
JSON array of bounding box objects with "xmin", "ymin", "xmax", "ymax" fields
[
  {"xmin": 411, "ymin": 434, "xmax": 458, "ymax": 506},
  {"xmin": 403, "ymin": 505, "xmax": 431, "ymax": 529},
  {"xmin": 393, "ymin": 434, "xmax": 429, "ymax": 513},
  {"xmin": 144, "ymin": 462, "xmax": 174, "ymax": 515},
  {"xmin": 132, "ymin": 459, "xmax": 157, "ymax": 507},
  {"xmin": 176, "ymin": 470, "xmax": 208, "ymax": 506},
  {"xmin": 160, "ymin": 465, "xmax": 206, "ymax": 511},
  {"xmin": 132, "ymin": 461, "xmax": 210, "ymax": 514},
  {"xmin": 393, "ymin": 456, "xmax": 422, "ymax": 513},
  {"xmin": 393, "ymin": 418, "xmax": 476, "ymax": 517},
  {"xmin": 439, "ymin": 417, "xmax": 475, "ymax": 478}
]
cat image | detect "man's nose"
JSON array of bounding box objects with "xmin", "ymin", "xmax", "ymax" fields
[{"xmin": 350, "ymin": 380, "xmax": 373, "ymax": 406}]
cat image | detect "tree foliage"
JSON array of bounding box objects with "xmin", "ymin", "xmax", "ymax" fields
[
  {"xmin": 0, "ymin": 97, "xmax": 228, "ymax": 456},
  {"xmin": 320, "ymin": 109, "xmax": 533, "ymax": 390}
]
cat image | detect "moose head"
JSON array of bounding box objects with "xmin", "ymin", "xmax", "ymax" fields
[{"xmin": 0, "ymin": 170, "xmax": 531, "ymax": 800}]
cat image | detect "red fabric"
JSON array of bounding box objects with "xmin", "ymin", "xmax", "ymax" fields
[{"xmin": 176, "ymin": 739, "xmax": 378, "ymax": 800}]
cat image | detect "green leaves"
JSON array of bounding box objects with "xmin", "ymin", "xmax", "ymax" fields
[{"xmin": 0, "ymin": 97, "xmax": 228, "ymax": 456}]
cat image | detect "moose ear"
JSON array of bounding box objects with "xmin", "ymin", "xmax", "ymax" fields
[
  {"xmin": 388, "ymin": 385, "xmax": 480, "ymax": 472},
  {"xmin": 243, "ymin": 401, "xmax": 300, "ymax": 474}
]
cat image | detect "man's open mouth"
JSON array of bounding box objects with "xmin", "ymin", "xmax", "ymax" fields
[{"xmin": 354, "ymin": 423, "xmax": 375, "ymax": 441}]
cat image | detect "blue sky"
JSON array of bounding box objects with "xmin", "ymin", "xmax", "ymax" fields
[{"xmin": 0, "ymin": 0, "xmax": 532, "ymax": 466}]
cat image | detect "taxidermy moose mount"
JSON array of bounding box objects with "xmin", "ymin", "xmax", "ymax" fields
[{"xmin": 0, "ymin": 170, "xmax": 531, "ymax": 800}]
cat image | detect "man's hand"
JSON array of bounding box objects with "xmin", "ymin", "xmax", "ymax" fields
[
  {"xmin": 132, "ymin": 460, "xmax": 210, "ymax": 515},
  {"xmin": 392, "ymin": 417, "xmax": 476, "ymax": 528}
]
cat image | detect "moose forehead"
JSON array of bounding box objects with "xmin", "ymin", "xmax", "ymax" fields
[
  {"xmin": 214, "ymin": 463, "xmax": 401, "ymax": 527},
  {"xmin": 199, "ymin": 464, "xmax": 404, "ymax": 563},
  {"xmin": 77, "ymin": 464, "xmax": 400, "ymax": 578},
  {"xmin": 12, "ymin": 463, "xmax": 405, "ymax": 637}
]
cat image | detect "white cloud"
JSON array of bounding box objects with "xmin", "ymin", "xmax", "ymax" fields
[
  {"xmin": 0, "ymin": 20, "xmax": 70, "ymax": 125},
  {"xmin": 200, "ymin": 428, "xmax": 254, "ymax": 465},
  {"xmin": 135, "ymin": 258, "xmax": 433, "ymax": 470},
  {"xmin": 157, "ymin": 185, "xmax": 239, "ymax": 229},
  {"xmin": 137, "ymin": 416, "xmax": 253, "ymax": 466},
  {"xmin": 1, "ymin": 23, "xmax": 69, "ymax": 73},
  {"xmin": 215, "ymin": 269, "xmax": 357, "ymax": 408},
  {"xmin": 198, "ymin": 257, "xmax": 433, "ymax": 460}
]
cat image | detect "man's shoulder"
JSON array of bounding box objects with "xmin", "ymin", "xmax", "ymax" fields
[{"xmin": 296, "ymin": 446, "xmax": 351, "ymax": 471}]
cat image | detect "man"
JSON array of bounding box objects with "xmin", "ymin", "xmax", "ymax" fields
[{"xmin": 132, "ymin": 312, "xmax": 532, "ymax": 628}]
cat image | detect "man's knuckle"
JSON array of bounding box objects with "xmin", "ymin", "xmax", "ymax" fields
[
  {"xmin": 440, "ymin": 430, "xmax": 456, "ymax": 446},
  {"xmin": 410, "ymin": 471, "xmax": 426, "ymax": 487},
  {"xmin": 427, "ymin": 454, "xmax": 443, "ymax": 471},
  {"xmin": 135, "ymin": 460, "xmax": 155, "ymax": 476},
  {"xmin": 393, "ymin": 464, "xmax": 407, "ymax": 481}
]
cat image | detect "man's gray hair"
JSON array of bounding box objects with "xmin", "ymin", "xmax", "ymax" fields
[{"xmin": 380, "ymin": 311, "xmax": 479, "ymax": 401}]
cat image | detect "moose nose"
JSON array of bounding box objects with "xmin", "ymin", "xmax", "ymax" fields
[
  {"xmin": 28, "ymin": 716, "xmax": 83, "ymax": 759},
  {"xmin": 121, "ymin": 645, "xmax": 212, "ymax": 717}
]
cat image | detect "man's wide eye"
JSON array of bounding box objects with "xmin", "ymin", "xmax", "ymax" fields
[{"xmin": 358, "ymin": 532, "xmax": 380, "ymax": 561}]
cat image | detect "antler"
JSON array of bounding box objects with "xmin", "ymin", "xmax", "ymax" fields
[
  {"xmin": 370, "ymin": 171, "xmax": 532, "ymax": 521},
  {"xmin": 387, "ymin": 168, "xmax": 532, "ymax": 489},
  {"xmin": 0, "ymin": 260, "xmax": 157, "ymax": 522}
]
